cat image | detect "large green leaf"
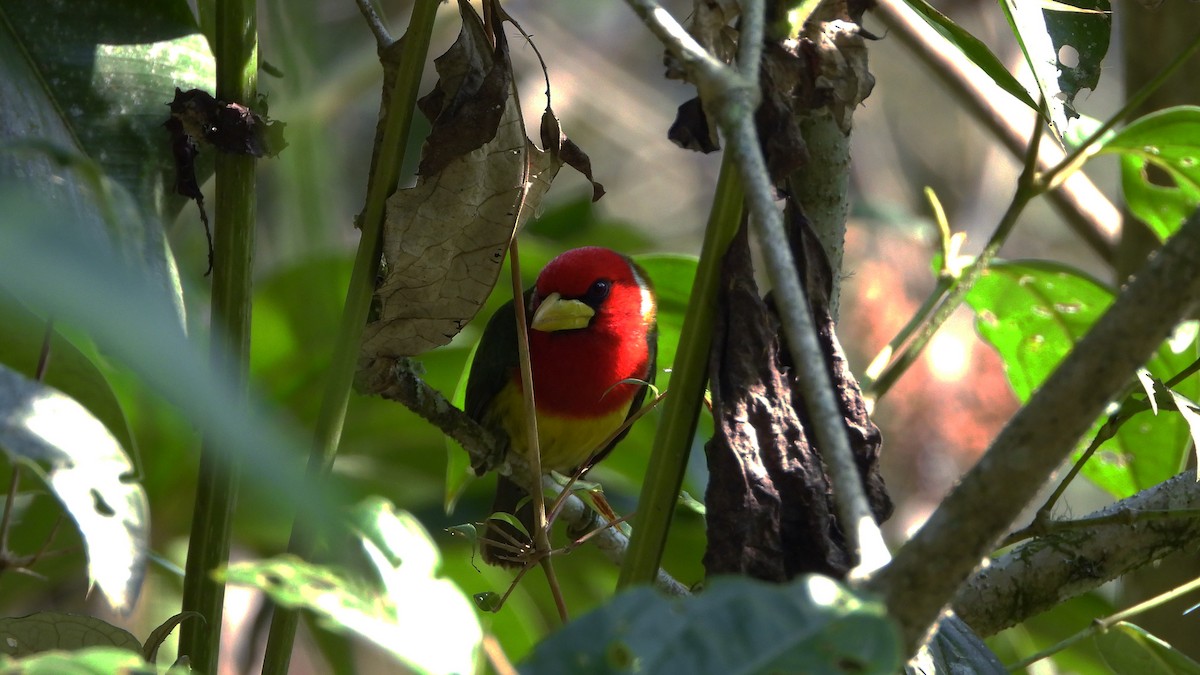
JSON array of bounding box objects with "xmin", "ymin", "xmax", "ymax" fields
[
  {"xmin": 1099, "ymin": 107, "xmax": 1200, "ymax": 240},
  {"xmin": 223, "ymin": 498, "xmax": 482, "ymax": 675},
  {"xmin": 0, "ymin": 186, "xmax": 336, "ymax": 545},
  {"xmin": 0, "ymin": 0, "xmax": 212, "ymax": 320},
  {"xmin": 902, "ymin": 0, "xmax": 1039, "ymax": 112},
  {"xmin": 0, "ymin": 0, "xmax": 212, "ymax": 212},
  {"xmin": 965, "ymin": 261, "xmax": 1196, "ymax": 498},
  {"xmin": 1095, "ymin": 622, "xmax": 1200, "ymax": 675},
  {"xmin": 0, "ymin": 366, "xmax": 148, "ymax": 613},
  {"xmin": 520, "ymin": 575, "xmax": 900, "ymax": 675}
]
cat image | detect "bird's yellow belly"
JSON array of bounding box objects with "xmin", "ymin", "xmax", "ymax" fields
[{"xmin": 487, "ymin": 381, "xmax": 632, "ymax": 472}]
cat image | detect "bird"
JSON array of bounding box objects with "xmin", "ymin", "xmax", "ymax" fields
[{"xmin": 465, "ymin": 246, "xmax": 657, "ymax": 567}]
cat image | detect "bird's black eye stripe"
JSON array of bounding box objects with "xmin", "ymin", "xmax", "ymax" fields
[{"xmin": 582, "ymin": 279, "xmax": 611, "ymax": 308}]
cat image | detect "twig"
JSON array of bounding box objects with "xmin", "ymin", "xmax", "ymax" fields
[
  {"xmin": 354, "ymin": 357, "xmax": 690, "ymax": 597},
  {"xmin": 1012, "ymin": 574, "xmax": 1200, "ymax": 671},
  {"xmin": 863, "ymin": 108, "xmax": 1044, "ymax": 403},
  {"xmin": 869, "ymin": 207, "xmax": 1200, "ymax": 653},
  {"xmin": 621, "ymin": 0, "xmax": 890, "ymax": 577}
]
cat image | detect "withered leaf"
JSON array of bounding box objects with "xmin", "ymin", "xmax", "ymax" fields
[
  {"xmin": 668, "ymin": 97, "xmax": 720, "ymax": 153},
  {"xmin": 362, "ymin": 0, "xmax": 585, "ymax": 358}
]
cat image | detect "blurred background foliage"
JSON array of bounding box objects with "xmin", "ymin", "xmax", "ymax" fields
[{"xmin": 2, "ymin": 0, "xmax": 1200, "ymax": 672}]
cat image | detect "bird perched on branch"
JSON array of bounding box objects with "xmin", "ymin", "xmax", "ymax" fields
[{"xmin": 465, "ymin": 246, "xmax": 658, "ymax": 567}]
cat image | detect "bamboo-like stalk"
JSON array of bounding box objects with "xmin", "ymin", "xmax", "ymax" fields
[
  {"xmin": 177, "ymin": 0, "xmax": 258, "ymax": 671},
  {"xmin": 257, "ymin": 1, "xmax": 440, "ymax": 673},
  {"xmin": 618, "ymin": 152, "xmax": 743, "ymax": 588}
]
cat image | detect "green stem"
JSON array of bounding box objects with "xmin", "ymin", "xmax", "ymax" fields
[
  {"xmin": 257, "ymin": 2, "xmax": 439, "ymax": 673},
  {"xmin": 177, "ymin": 0, "xmax": 257, "ymax": 672},
  {"xmin": 618, "ymin": 152, "xmax": 743, "ymax": 588},
  {"xmin": 1007, "ymin": 575, "xmax": 1200, "ymax": 671},
  {"xmin": 865, "ymin": 110, "xmax": 1045, "ymax": 403}
]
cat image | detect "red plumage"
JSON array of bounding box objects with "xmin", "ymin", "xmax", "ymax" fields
[{"xmin": 465, "ymin": 246, "xmax": 657, "ymax": 567}]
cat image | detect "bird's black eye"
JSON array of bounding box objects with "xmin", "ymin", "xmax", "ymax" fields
[{"xmin": 582, "ymin": 279, "xmax": 611, "ymax": 308}]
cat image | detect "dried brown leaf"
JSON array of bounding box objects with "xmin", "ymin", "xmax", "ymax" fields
[{"xmin": 360, "ymin": 0, "xmax": 560, "ymax": 358}]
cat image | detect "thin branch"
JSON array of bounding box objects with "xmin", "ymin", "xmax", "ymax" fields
[
  {"xmin": 863, "ymin": 109, "xmax": 1044, "ymax": 403},
  {"xmin": 1008, "ymin": 574, "xmax": 1200, "ymax": 671},
  {"xmin": 869, "ymin": 207, "xmax": 1200, "ymax": 653},
  {"xmin": 621, "ymin": 0, "xmax": 890, "ymax": 575},
  {"xmin": 353, "ymin": 357, "xmax": 690, "ymax": 597},
  {"xmin": 955, "ymin": 471, "xmax": 1200, "ymax": 637}
]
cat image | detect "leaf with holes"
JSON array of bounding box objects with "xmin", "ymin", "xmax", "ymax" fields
[
  {"xmin": 1099, "ymin": 106, "xmax": 1200, "ymax": 240},
  {"xmin": 965, "ymin": 261, "xmax": 1196, "ymax": 498},
  {"xmin": 0, "ymin": 366, "xmax": 148, "ymax": 613},
  {"xmin": 998, "ymin": 0, "xmax": 1111, "ymax": 139}
]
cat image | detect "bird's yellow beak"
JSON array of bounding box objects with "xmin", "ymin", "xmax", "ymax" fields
[{"xmin": 530, "ymin": 292, "xmax": 594, "ymax": 332}]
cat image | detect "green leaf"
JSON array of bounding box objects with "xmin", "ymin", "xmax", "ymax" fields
[
  {"xmin": 0, "ymin": 288, "xmax": 135, "ymax": 462},
  {"xmin": 901, "ymin": 0, "xmax": 1039, "ymax": 112},
  {"xmin": 965, "ymin": 261, "xmax": 1195, "ymax": 498},
  {"xmin": 1100, "ymin": 107, "xmax": 1200, "ymax": 240},
  {"xmin": 635, "ymin": 254, "xmax": 699, "ymax": 402},
  {"xmin": 0, "ymin": 613, "xmax": 141, "ymax": 657},
  {"xmin": 225, "ymin": 499, "xmax": 482, "ymax": 675},
  {"xmin": 520, "ymin": 575, "xmax": 901, "ymax": 675},
  {"xmin": 0, "ymin": 0, "xmax": 212, "ymax": 213},
  {"xmin": 0, "ymin": 647, "xmax": 163, "ymax": 675},
  {"xmin": 0, "ymin": 2, "xmax": 211, "ymax": 315},
  {"xmin": 0, "ymin": 182, "xmax": 337, "ymax": 554},
  {"xmin": 0, "ymin": 367, "xmax": 147, "ymax": 613},
  {"xmin": 140, "ymin": 612, "xmax": 201, "ymax": 663},
  {"xmin": 1094, "ymin": 622, "xmax": 1200, "ymax": 674}
]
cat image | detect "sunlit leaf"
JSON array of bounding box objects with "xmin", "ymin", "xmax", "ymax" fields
[
  {"xmin": 0, "ymin": 367, "xmax": 147, "ymax": 613},
  {"xmin": 224, "ymin": 498, "xmax": 481, "ymax": 675},
  {"xmin": 998, "ymin": 0, "xmax": 1111, "ymax": 139},
  {"xmin": 520, "ymin": 575, "xmax": 900, "ymax": 675},
  {"xmin": 1167, "ymin": 390, "xmax": 1200, "ymax": 474},
  {"xmin": 1099, "ymin": 106, "xmax": 1200, "ymax": 240},
  {"xmin": 901, "ymin": 0, "xmax": 1039, "ymax": 112}
]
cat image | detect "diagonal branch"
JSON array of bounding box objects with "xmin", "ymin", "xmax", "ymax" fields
[
  {"xmin": 954, "ymin": 470, "xmax": 1200, "ymax": 637},
  {"xmin": 867, "ymin": 207, "xmax": 1200, "ymax": 653}
]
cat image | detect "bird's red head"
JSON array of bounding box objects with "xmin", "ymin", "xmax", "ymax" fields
[{"xmin": 525, "ymin": 246, "xmax": 656, "ymax": 417}]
